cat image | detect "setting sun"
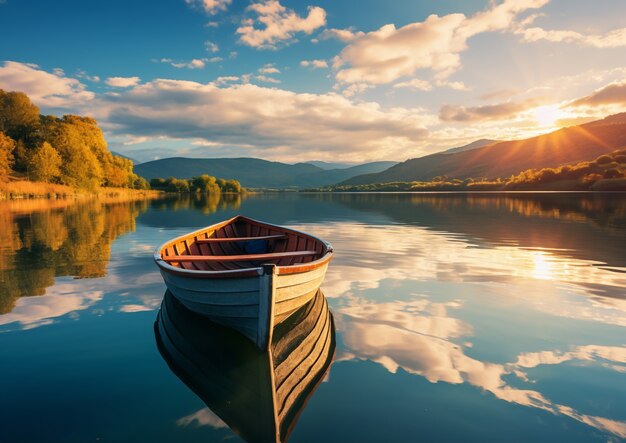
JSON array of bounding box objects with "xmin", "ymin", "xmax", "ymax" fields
[{"xmin": 531, "ymin": 105, "xmax": 562, "ymax": 128}]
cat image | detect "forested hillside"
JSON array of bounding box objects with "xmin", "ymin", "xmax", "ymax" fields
[
  {"xmin": 343, "ymin": 113, "xmax": 626, "ymax": 185},
  {"xmin": 0, "ymin": 89, "xmax": 148, "ymax": 190}
]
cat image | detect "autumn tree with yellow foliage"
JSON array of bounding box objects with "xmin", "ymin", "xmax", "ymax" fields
[
  {"xmin": 0, "ymin": 89, "xmax": 148, "ymax": 190},
  {"xmin": 0, "ymin": 132, "xmax": 16, "ymax": 177},
  {"xmin": 28, "ymin": 142, "xmax": 62, "ymax": 182}
]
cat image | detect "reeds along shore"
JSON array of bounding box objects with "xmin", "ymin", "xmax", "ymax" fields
[{"xmin": 0, "ymin": 178, "xmax": 162, "ymax": 201}]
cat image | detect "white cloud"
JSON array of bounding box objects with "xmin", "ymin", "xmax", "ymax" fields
[
  {"xmin": 439, "ymin": 97, "xmax": 547, "ymax": 122},
  {"xmin": 255, "ymin": 74, "xmax": 281, "ymax": 84},
  {"xmin": 100, "ymin": 78, "xmax": 430, "ymax": 161},
  {"xmin": 185, "ymin": 0, "xmax": 231, "ymax": 15},
  {"xmin": 340, "ymin": 82, "xmax": 374, "ymax": 97},
  {"xmin": 75, "ymin": 69, "xmax": 100, "ymax": 83},
  {"xmin": 517, "ymin": 25, "xmax": 626, "ymax": 48},
  {"xmin": 334, "ymin": 0, "xmax": 549, "ymax": 86},
  {"xmin": 176, "ymin": 59, "xmax": 205, "ymax": 69},
  {"xmin": 318, "ymin": 27, "xmax": 364, "ymax": 42},
  {"xmin": 258, "ymin": 63, "xmax": 280, "ymax": 74},
  {"xmin": 0, "ymin": 61, "xmax": 94, "ymax": 108},
  {"xmin": 438, "ymin": 80, "xmax": 469, "ymax": 91},
  {"xmin": 105, "ymin": 76, "xmax": 141, "ymax": 88},
  {"xmin": 569, "ymin": 80, "xmax": 626, "ymax": 107},
  {"xmin": 158, "ymin": 58, "xmax": 220, "ymax": 69},
  {"xmin": 236, "ymin": 0, "xmax": 326, "ymax": 49},
  {"xmin": 204, "ymin": 40, "xmax": 219, "ymax": 53},
  {"xmin": 394, "ymin": 78, "xmax": 433, "ymax": 91},
  {"xmin": 215, "ymin": 75, "xmax": 240, "ymax": 86},
  {"xmin": 301, "ymin": 59, "xmax": 328, "ymax": 69}
]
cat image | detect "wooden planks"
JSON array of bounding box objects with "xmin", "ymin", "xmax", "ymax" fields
[
  {"xmin": 196, "ymin": 235, "xmax": 287, "ymax": 243},
  {"xmin": 155, "ymin": 289, "xmax": 336, "ymax": 443},
  {"xmin": 163, "ymin": 251, "xmax": 318, "ymax": 262},
  {"xmin": 157, "ymin": 215, "xmax": 332, "ymax": 276}
]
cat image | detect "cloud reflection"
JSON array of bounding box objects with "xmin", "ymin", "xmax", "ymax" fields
[
  {"xmin": 335, "ymin": 299, "xmax": 626, "ymax": 439},
  {"xmin": 298, "ymin": 223, "xmax": 626, "ymax": 326},
  {"xmin": 287, "ymin": 221, "xmax": 626, "ymax": 439},
  {"xmin": 0, "ymin": 281, "xmax": 104, "ymax": 330},
  {"xmin": 0, "ymin": 257, "xmax": 165, "ymax": 331},
  {"xmin": 176, "ymin": 407, "xmax": 228, "ymax": 429}
]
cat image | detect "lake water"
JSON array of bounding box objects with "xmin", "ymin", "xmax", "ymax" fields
[{"xmin": 1, "ymin": 193, "xmax": 625, "ymax": 443}]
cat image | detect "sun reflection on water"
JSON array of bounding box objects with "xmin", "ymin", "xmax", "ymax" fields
[{"xmin": 293, "ymin": 221, "xmax": 626, "ymax": 439}]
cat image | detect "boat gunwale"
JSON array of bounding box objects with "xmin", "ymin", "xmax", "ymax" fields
[{"xmin": 154, "ymin": 215, "xmax": 333, "ymax": 279}]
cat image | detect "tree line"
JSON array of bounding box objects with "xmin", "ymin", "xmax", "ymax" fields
[
  {"xmin": 316, "ymin": 149, "xmax": 626, "ymax": 192},
  {"xmin": 0, "ymin": 89, "xmax": 149, "ymax": 190},
  {"xmin": 150, "ymin": 175, "xmax": 243, "ymax": 194}
]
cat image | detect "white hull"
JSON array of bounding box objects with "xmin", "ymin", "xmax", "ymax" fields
[{"xmin": 159, "ymin": 262, "xmax": 329, "ymax": 350}]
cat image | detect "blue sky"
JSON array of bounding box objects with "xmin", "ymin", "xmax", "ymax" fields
[{"xmin": 1, "ymin": 0, "xmax": 626, "ymax": 163}]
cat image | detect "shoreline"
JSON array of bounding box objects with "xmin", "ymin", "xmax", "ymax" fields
[{"xmin": 0, "ymin": 179, "xmax": 162, "ymax": 201}]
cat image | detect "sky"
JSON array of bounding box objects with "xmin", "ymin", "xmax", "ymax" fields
[{"xmin": 1, "ymin": 0, "xmax": 626, "ymax": 163}]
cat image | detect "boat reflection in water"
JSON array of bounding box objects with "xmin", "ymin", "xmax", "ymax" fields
[{"xmin": 155, "ymin": 289, "xmax": 335, "ymax": 443}]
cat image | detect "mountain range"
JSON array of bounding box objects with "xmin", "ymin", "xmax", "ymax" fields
[
  {"xmin": 439, "ymin": 139, "xmax": 497, "ymax": 155},
  {"xmin": 343, "ymin": 113, "xmax": 626, "ymax": 185},
  {"xmin": 134, "ymin": 157, "xmax": 397, "ymax": 188},
  {"xmin": 133, "ymin": 113, "xmax": 626, "ymax": 189}
]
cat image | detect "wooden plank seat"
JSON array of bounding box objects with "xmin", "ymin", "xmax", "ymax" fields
[
  {"xmin": 164, "ymin": 250, "xmax": 318, "ymax": 262},
  {"xmin": 196, "ymin": 234, "xmax": 287, "ymax": 243}
]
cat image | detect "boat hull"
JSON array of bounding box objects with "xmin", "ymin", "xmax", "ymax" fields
[
  {"xmin": 154, "ymin": 289, "xmax": 336, "ymax": 443},
  {"xmin": 159, "ymin": 261, "xmax": 329, "ymax": 350},
  {"xmin": 154, "ymin": 216, "xmax": 333, "ymax": 350}
]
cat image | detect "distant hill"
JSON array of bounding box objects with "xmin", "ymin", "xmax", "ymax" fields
[
  {"xmin": 134, "ymin": 157, "xmax": 396, "ymax": 188},
  {"xmin": 300, "ymin": 161, "xmax": 398, "ymax": 187},
  {"xmin": 305, "ymin": 161, "xmax": 357, "ymax": 170},
  {"xmin": 135, "ymin": 157, "xmax": 321, "ymax": 188},
  {"xmin": 440, "ymin": 139, "xmax": 497, "ymax": 155},
  {"xmin": 342, "ymin": 113, "xmax": 626, "ymax": 185}
]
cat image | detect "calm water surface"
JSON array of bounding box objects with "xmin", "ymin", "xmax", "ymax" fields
[{"xmin": 1, "ymin": 193, "xmax": 625, "ymax": 442}]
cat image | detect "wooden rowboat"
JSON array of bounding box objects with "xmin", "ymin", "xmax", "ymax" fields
[
  {"xmin": 155, "ymin": 289, "xmax": 336, "ymax": 443},
  {"xmin": 153, "ymin": 215, "xmax": 333, "ymax": 350}
]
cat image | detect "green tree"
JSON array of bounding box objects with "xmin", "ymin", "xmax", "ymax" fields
[
  {"xmin": 221, "ymin": 179, "xmax": 242, "ymax": 193},
  {"xmin": 150, "ymin": 178, "xmax": 166, "ymax": 189},
  {"xmin": 192, "ymin": 174, "xmax": 221, "ymax": 194},
  {"xmin": 27, "ymin": 142, "xmax": 62, "ymax": 182},
  {"xmin": 0, "ymin": 131, "xmax": 16, "ymax": 176},
  {"xmin": 167, "ymin": 178, "xmax": 190, "ymax": 193},
  {"xmin": 131, "ymin": 174, "xmax": 150, "ymax": 190}
]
